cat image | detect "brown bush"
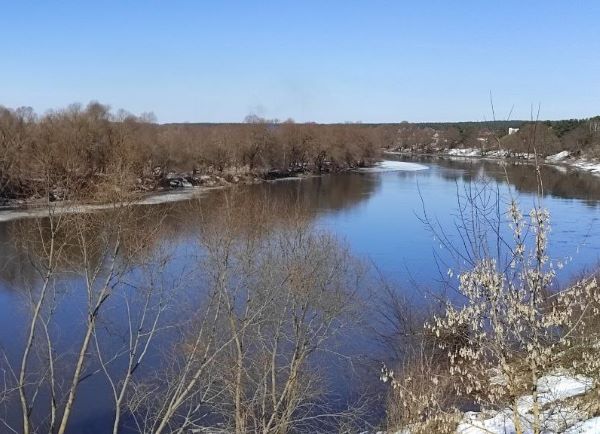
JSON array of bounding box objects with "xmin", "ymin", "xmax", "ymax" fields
[{"xmin": 0, "ymin": 103, "xmax": 389, "ymax": 201}]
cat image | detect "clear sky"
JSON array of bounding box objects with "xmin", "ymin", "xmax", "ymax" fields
[{"xmin": 1, "ymin": 1, "xmax": 599, "ymax": 123}]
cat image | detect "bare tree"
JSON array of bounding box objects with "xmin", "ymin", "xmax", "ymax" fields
[
  {"xmin": 0, "ymin": 186, "xmax": 172, "ymax": 433},
  {"xmin": 127, "ymin": 198, "xmax": 368, "ymax": 434}
]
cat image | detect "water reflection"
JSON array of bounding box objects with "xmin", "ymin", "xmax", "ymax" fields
[
  {"xmin": 402, "ymin": 155, "xmax": 600, "ymax": 205},
  {"xmin": 0, "ymin": 158, "xmax": 599, "ymax": 433},
  {"xmin": 0, "ymin": 173, "xmax": 381, "ymax": 286},
  {"xmin": 0, "ymin": 172, "xmax": 384, "ymax": 432}
]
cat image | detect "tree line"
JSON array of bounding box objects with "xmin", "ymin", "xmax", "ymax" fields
[
  {"xmin": 0, "ymin": 102, "xmax": 391, "ymax": 203},
  {"xmin": 2, "ymin": 101, "xmax": 598, "ymax": 204},
  {"xmin": 392, "ymin": 117, "xmax": 600, "ymax": 156}
]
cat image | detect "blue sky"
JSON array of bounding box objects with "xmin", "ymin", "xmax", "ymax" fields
[{"xmin": 1, "ymin": 1, "xmax": 599, "ymax": 123}]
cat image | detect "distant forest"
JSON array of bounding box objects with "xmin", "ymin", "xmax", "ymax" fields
[
  {"xmin": 390, "ymin": 117, "xmax": 600, "ymax": 156},
  {"xmin": 1, "ymin": 102, "xmax": 599, "ymax": 202}
]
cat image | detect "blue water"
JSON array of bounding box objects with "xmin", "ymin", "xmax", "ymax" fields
[
  {"xmin": 0, "ymin": 156, "xmax": 599, "ymax": 432},
  {"xmin": 316, "ymin": 159, "xmax": 600, "ymax": 294}
]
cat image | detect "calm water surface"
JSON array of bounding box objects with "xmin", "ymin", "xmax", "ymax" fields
[{"xmin": 0, "ymin": 156, "xmax": 599, "ymax": 432}]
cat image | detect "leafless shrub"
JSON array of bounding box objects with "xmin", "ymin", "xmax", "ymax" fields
[
  {"xmin": 0, "ymin": 188, "xmax": 172, "ymax": 433},
  {"xmin": 382, "ymin": 174, "xmax": 600, "ymax": 434},
  {"xmin": 126, "ymin": 198, "xmax": 369, "ymax": 433}
]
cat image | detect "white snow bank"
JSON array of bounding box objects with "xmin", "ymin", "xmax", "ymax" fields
[
  {"xmin": 546, "ymin": 151, "xmax": 571, "ymax": 163},
  {"xmin": 564, "ymin": 416, "xmax": 600, "ymax": 433},
  {"xmin": 455, "ymin": 372, "xmax": 594, "ymax": 434},
  {"xmin": 134, "ymin": 189, "xmax": 211, "ymax": 205},
  {"xmin": 0, "ymin": 189, "xmax": 212, "ymax": 223},
  {"xmin": 447, "ymin": 148, "xmax": 482, "ymax": 157},
  {"xmin": 360, "ymin": 160, "xmax": 429, "ymax": 173},
  {"xmin": 542, "ymin": 150, "xmax": 600, "ymax": 176},
  {"xmin": 537, "ymin": 374, "xmax": 593, "ymax": 404},
  {"xmin": 445, "ymin": 149, "xmax": 537, "ymax": 159},
  {"xmin": 486, "ymin": 149, "xmax": 511, "ymax": 158}
]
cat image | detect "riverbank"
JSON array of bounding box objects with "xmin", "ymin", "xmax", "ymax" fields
[
  {"xmin": 0, "ymin": 171, "xmax": 311, "ymax": 222},
  {"xmin": 0, "ymin": 160, "xmax": 430, "ymax": 222},
  {"xmin": 386, "ymin": 148, "xmax": 600, "ymax": 176},
  {"xmin": 0, "ymin": 164, "xmax": 358, "ymax": 213}
]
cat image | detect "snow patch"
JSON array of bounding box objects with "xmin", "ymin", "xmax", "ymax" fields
[
  {"xmin": 546, "ymin": 151, "xmax": 570, "ymax": 163},
  {"xmin": 360, "ymin": 160, "xmax": 429, "ymax": 173},
  {"xmin": 0, "ymin": 189, "xmax": 211, "ymax": 222},
  {"xmin": 541, "ymin": 150, "xmax": 600, "ymax": 176},
  {"xmin": 486, "ymin": 149, "xmax": 511, "ymax": 158},
  {"xmin": 564, "ymin": 416, "xmax": 600, "ymax": 433},
  {"xmin": 447, "ymin": 148, "xmax": 482, "ymax": 157},
  {"xmin": 391, "ymin": 372, "xmax": 596, "ymax": 434},
  {"xmin": 537, "ymin": 374, "xmax": 593, "ymax": 404},
  {"xmin": 455, "ymin": 372, "xmax": 594, "ymax": 434}
]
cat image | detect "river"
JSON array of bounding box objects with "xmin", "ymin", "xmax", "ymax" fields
[{"xmin": 0, "ymin": 155, "xmax": 599, "ymax": 433}]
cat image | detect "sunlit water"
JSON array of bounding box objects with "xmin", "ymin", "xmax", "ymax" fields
[{"xmin": 0, "ymin": 156, "xmax": 599, "ymax": 432}]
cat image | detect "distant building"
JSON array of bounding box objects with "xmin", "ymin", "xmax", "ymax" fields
[{"xmin": 508, "ymin": 127, "xmax": 520, "ymax": 135}]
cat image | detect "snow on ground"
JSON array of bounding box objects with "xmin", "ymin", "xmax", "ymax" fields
[
  {"xmin": 546, "ymin": 151, "xmax": 571, "ymax": 163},
  {"xmin": 0, "ymin": 161, "xmax": 428, "ymax": 222},
  {"xmin": 0, "ymin": 188, "xmax": 212, "ymax": 222},
  {"xmin": 564, "ymin": 417, "xmax": 600, "ymax": 433},
  {"xmin": 443, "ymin": 148, "xmax": 536, "ymax": 160},
  {"xmin": 445, "ymin": 148, "xmax": 600, "ymax": 176},
  {"xmin": 134, "ymin": 188, "xmax": 211, "ymax": 205},
  {"xmin": 390, "ymin": 372, "xmax": 596, "ymax": 434},
  {"xmin": 455, "ymin": 372, "xmax": 595, "ymax": 434},
  {"xmin": 388, "ymin": 148, "xmax": 600, "ymax": 176},
  {"xmin": 542, "ymin": 151, "xmax": 600, "ymax": 176},
  {"xmin": 486, "ymin": 149, "xmax": 511, "ymax": 158},
  {"xmin": 537, "ymin": 374, "xmax": 593, "ymax": 404},
  {"xmin": 447, "ymin": 148, "xmax": 482, "ymax": 157},
  {"xmin": 360, "ymin": 160, "xmax": 429, "ymax": 172}
]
